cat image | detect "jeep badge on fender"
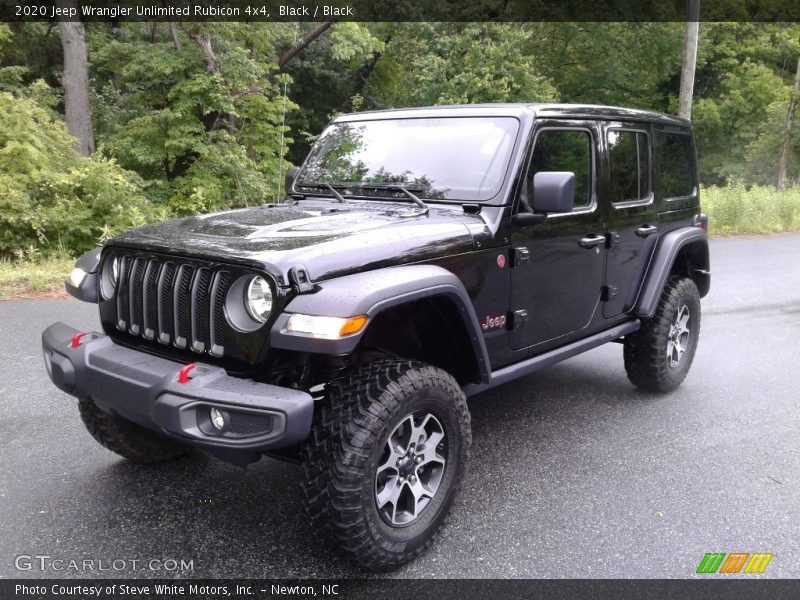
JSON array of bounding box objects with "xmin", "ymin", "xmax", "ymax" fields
[{"xmin": 43, "ymin": 104, "xmax": 709, "ymax": 571}]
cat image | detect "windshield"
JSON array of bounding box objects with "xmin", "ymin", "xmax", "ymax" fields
[{"xmin": 296, "ymin": 116, "xmax": 520, "ymax": 202}]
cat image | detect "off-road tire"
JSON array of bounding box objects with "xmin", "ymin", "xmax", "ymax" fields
[
  {"xmin": 299, "ymin": 359, "xmax": 471, "ymax": 571},
  {"xmin": 624, "ymin": 276, "xmax": 701, "ymax": 392},
  {"xmin": 78, "ymin": 399, "xmax": 189, "ymax": 464}
]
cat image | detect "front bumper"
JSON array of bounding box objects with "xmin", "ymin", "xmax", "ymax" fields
[{"xmin": 42, "ymin": 322, "xmax": 313, "ymax": 465}]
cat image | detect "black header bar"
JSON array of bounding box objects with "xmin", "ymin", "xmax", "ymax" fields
[{"xmin": 3, "ymin": 0, "xmax": 800, "ymax": 23}]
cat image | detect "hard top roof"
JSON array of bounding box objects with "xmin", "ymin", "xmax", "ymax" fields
[{"xmin": 334, "ymin": 103, "xmax": 690, "ymax": 128}]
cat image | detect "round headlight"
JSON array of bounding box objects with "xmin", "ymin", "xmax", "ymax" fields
[
  {"xmin": 245, "ymin": 276, "xmax": 273, "ymax": 323},
  {"xmin": 100, "ymin": 255, "xmax": 119, "ymax": 300}
]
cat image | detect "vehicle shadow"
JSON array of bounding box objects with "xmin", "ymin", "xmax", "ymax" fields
[
  {"xmin": 68, "ymin": 354, "xmax": 657, "ymax": 579},
  {"xmin": 78, "ymin": 452, "xmax": 365, "ymax": 578}
]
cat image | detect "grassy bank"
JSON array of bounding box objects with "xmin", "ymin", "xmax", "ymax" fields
[
  {"xmin": 0, "ymin": 255, "xmax": 72, "ymax": 300},
  {"xmin": 702, "ymin": 183, "xmax": 800, "ymax": 236},
  {"xmin": 2, "ymin": 184, "xmax": 800, "ymax": 300}
]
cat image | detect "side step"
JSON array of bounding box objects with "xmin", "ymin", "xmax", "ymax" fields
[{"xmin": 463, "ymin": 320, "xmax": 640, "ymax": 397}]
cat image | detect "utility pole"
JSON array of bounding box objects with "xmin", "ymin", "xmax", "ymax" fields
[
  {"xmin": 777, "ymin": 57, "xmax": 800, "ymax": 190},
  {"xmin": 678, "ymin": 0, "xmax": 700, "ymax": 120}
]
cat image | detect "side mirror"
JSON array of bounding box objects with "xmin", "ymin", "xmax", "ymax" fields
[
  {"xmin": 532, "ymin": 171, "xmax": 575, "ymax": 214},
  {"xmin": 285, "ymin": 166, "xmax": 300, "ymax": 195}
]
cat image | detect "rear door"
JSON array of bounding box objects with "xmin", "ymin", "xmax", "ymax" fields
[
  {"xmin": 509, "ymin": 120, "xmax": 606, "ymax": 351},
  {"xmin": 601, "ymin": 123, "xmax": 660, "ymax": 318}
]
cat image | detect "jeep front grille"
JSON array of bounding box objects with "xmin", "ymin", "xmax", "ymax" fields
[{"xmin": 111, "ymin": 254, "xmax": 233, "ymax": 357}]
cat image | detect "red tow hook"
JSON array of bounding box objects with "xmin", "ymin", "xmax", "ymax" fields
[
  {"xmin": 178, "ymin": 363, "xmax": 197, "ymax": 384},
  {"xmin": 70, "ymin": 332, "xmax": 88, "ymax": 348}
]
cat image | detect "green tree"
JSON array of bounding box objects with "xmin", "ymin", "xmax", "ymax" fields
[
  {"xmin": 365, "ymin": 23, "xmax": 558, "ymax": 108},
  {"xmin": 0, "ymin": 90, "xmax": 156, "ymax": 257}
]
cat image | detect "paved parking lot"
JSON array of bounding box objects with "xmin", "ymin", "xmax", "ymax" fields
[{"xmin": 1, "ymin": 234, "xmax": 799, "ymax": 578}]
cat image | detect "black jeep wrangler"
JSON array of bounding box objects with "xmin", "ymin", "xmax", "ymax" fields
[{"xmin": 43, "ymin": 104, "xmax": 709, "ymax": 571}]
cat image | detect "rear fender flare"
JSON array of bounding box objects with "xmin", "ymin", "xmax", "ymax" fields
[{"xmin": 635, "ymin": 227, "xmax": 710, "ymax": 319}]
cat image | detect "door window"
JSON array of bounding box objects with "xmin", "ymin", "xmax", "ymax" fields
[
  {"xmin": 529, "ymin": 130, "xmax": 593, "ymax": 210},
  {"xmin": 608, "ymin": 130, "xmax": 650, "ymax": 205},
  {"xmin": 655, "ymin": 132, "xmax": 695, "ymax": 200}
]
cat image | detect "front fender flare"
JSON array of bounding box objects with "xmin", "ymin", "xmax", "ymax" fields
[
  {"xmin": 65, "ymin": 247, "xmax": 101, "ymax": 303},
  {"xmin": 270, "ymin": 265, "xmax": 491, "ymax": 383}
]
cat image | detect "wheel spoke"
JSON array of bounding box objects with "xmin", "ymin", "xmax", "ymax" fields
[
  {"xmin": 396, "ymin": 415, "xmax": 414, "ymax": 451},
  {"xmin": 677, "ymin": 335, "xmax": 687, "ymax": 359},
  {"xmin": 407, "ymin": 478, "xmax": 431, "ymax": 519},
  {"xmin": 678, "ymin": 307, "xmax": 690, "ymax": 334},
  {"xmin": 417, "ymin": 430, "xmax": 445, "ymax": 466},
  {"xmin": 376, "ymin": 475, "xmax": 402, "ymax": 509},
  {"xmin": 409, "ymin": 414, "xmax": 432, "ymax": 447},
  {"xmin": 376, "ymin": 442, "xmax": 404, "ymax": 475}
]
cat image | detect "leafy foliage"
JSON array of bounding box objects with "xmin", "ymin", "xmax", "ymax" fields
[
  {"xmin": 703, "ymin": 182, "xmax": 800, "ymax": 235},
  {"xmin": 365, "ymin": 23, "xmax": 559, "ymax": 107},
  {"xmin": 1, "ymin": 21, "xmax": 800, "ymax": 260},
  {"xmin": 90, "ymin": 23, "xmax": 296, "ymax": 213},
  {"xmin": 0, "ymin": 91, "xmax": 158, "ymax": 257}
]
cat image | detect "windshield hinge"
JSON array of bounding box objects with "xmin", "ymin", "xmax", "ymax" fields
[
  {"xmin": 289, "ymin": 265, "xmax": 315, "ymax": 294},
  {"xmin": 462, "ymin": 204, "xmax": 481, "ymax": 215}
]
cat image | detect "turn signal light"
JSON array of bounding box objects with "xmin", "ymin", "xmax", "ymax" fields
[
  {"xmin": 286, "ymin": 314, "xmax": 369, "ymax": 339},
  {"xmin": 339, "ymin": 315, "xmax": 368, "ymax": 336}
]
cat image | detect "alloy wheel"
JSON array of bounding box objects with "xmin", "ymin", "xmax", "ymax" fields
[{"xmin": 374, "ymin": 412, "xmax": 447, "ymax": 527}]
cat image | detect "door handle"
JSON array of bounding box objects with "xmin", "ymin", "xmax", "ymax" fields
[
  {"xmin": 579, "ymin": 235, "xmax": 606, "ymax": 249},
  {"xmin": 635, "ymin": 224, "xmax": 658, "ymax": 237}
]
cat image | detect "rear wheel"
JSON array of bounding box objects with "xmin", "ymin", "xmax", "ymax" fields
[
  {"xmin": 300, "ymin": 359, "xmax": 471, "ymax": 571},
  {"xmin": 78, "ymin": 399, "xmax": 189, "ymax": 464},
  {"xmin": 624, "ymin": 276, "xmax": 701, "ymax": 392}
]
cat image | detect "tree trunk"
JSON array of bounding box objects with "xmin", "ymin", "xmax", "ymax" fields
[
  {"xmin": 57, "ymin": 0, "xmax": 95, "ymax": 156},
  {"xmin": 169, "ymin": 22, "xmax": 182, "ymax": 51},
  {"xmin": 278, "ymin": 21, "xmax": 333, "ymax": 68},
  {"xmin": 777, "ymin": 57, "xmax": 800, "ymax": 190},
  {"xmin": 188, "ymin": 30, "xmax": 219, "ymax": 74},
  {"xmin": 678, "ymin": 0, "xmax": 700, "ymax": 120}
]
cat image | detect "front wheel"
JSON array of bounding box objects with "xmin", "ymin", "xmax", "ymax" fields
[
  {"xmin": 300, "ymin": 359, "xmax": 471, "ymax": 571},
  {"xmin": 78, "ymin": 399, "xmax": 190, "ymax": 464},
  {"xmin": 624, "ymin": 276, "xmax": 701, "ymax": 392}
]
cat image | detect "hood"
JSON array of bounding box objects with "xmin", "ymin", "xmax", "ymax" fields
[{"xmin": 110, "ymin": 201, "xmax": 492, "ymax": 284}]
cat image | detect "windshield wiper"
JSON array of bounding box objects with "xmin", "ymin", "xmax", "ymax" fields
[
  {"xmin": 301, "ymin": 182, "xmax": 347, "ymax": 203},
  {"xmin": 360, "ymin": 184, "xmax": 429, "ymax": 214}
]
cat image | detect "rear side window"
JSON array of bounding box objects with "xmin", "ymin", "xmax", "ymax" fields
[
  {"xmin": 608, "ymin": 130, "xmax": 650, "ymax": 204},
  {"xmin": 530, "ymin": 129, "xmax": 592, "ymax": 209},
  {"xmin": 656, "ymin": 132, "xmax": 695, "ymax": 199}
]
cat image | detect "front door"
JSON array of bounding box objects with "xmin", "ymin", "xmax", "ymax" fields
[{"xmin": 509, "ymin": 121, "xmax": 606, "ymax": 351}]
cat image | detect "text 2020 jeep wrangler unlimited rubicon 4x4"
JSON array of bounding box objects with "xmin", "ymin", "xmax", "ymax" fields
[{"xmin": 43, "ymin": 104, "xmax": 709, "ymax": 571}]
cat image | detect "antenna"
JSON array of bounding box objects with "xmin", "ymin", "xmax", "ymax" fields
[{"xmin": 276, "ymin": 24, "xmax": 299, "ymax": 203}]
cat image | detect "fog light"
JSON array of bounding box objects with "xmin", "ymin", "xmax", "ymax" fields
[
  {"xmin": 68, "ymin": 267, "xmax": 87, "ymax": 288},
  {"xmin": 209, "ymin": 407, "xmax": 225, "ymax": 431}
]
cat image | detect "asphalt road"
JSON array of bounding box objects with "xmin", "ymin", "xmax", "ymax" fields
[{"xmin": 1, "ymin": 234, "xmax": 799, "ymax": 579}]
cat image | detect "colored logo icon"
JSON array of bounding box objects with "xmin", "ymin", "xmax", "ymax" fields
[{"xmin": 696, "ymin": 552, "xmax": 773, "ymax": 574}]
